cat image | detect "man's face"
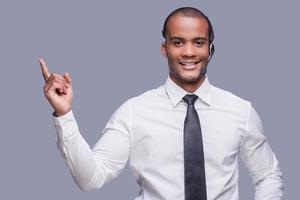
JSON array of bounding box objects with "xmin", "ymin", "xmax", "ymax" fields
[{"xmin": 161, "ymin": 14, "xmax": 210, "ymax": 88}]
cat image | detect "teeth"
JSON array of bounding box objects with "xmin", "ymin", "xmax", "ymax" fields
[
  {"xmin": 181, "ymin": 62, "xmax": 197, "ymax": 66},
  {"xmin": 183, "ymin": 63, "xmax": 195, "ymax": 66}
]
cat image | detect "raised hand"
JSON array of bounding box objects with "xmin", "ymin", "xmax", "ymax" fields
[{"xmin": 40, "ymin": 58, "xmax": 73, "ymax": 117}]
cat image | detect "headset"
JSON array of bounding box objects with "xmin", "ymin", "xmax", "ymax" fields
[
  {"xmin": 209, "ymin": 43, "xmax": 215, "ymax": 62},
  {"xmin": 205, "ymin": 14, "xmax": 215, "ymax": 63},
  {"xmin": 200, "ymin": 14, "xmax": 215, "ymax": 75}
]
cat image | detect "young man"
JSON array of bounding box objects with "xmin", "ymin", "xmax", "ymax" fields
[{"xmin": 41, "ymin": 7, "xmax": 283, "ymax": 200}]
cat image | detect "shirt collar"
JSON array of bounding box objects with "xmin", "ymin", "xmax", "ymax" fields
[{"xmin": 164, "ymin": 75, "xmax": 212, "ymax": 107}]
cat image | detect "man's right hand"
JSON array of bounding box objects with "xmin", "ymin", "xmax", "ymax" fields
[{"xmin": 40, "ymin": 58, "xmax": 73, "ymax": 117}]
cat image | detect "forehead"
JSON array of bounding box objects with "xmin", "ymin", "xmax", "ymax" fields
[{"xmin": 166, "ymin": 14, "xmax": 209, "ymax": 39}]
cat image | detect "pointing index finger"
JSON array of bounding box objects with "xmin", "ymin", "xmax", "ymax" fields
[{"xmin": 39, "ymin": 58, "xmax": 51, "ymax": 82}]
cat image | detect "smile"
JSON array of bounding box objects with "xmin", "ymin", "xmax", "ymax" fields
[{"xmin": 179, "ymin": 61, "xmax": 200, "ymax": 69}]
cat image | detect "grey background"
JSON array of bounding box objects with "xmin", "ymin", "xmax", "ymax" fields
[{"xmin": 0, "ymin": 0, "xmax": 298, "ymax": 199}]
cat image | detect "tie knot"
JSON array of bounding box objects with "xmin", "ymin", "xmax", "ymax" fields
[{"xmin": 183, "ymin": 94, "xmax": 198, "ymax": 105}]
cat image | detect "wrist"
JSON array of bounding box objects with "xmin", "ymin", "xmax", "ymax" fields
[{"xmin": 53, "ymin": 108, "xmax": 71, "ymax": 117}]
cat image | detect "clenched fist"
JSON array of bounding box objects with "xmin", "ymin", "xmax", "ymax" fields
[{"xmin": 40, "ymin": 58, "xmax": 73, "ymax": 117}]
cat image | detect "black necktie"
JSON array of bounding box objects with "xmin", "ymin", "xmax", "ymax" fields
[{"xmin": 183, "ymin": 94, "xmax": 207, "ymax": 200}]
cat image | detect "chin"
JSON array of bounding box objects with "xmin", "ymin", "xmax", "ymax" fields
[
  {"xmin": 169, "ymin": 65, "xmax": 206, "ymax": 85},
  {"xmin": 175, "ymin": 72, "xmax": 204, "ymax": 84},
  {"xmin": 181, "ymin": 70, "xmax": 204, "ymax": 82},
  {"xmin": 182, "ymin": 76, "xmax": 203, "ymax": 84},
  {"xmin": 184, "ymin": 78, "xmax": 200, "ymax": 84}
]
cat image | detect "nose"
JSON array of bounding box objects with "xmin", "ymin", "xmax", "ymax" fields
[{"xmin": 182, "ymin": 43, "xmax": 196, "ymax": 57}]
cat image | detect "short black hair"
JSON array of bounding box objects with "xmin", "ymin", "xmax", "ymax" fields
[{"xmin": 162, "ymin": 7, "xmax": 214, "ymax": 44}]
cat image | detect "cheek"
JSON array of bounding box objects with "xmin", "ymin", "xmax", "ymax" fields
[
  {"xmin": 166, "ymin": 48, "xmax": 181, "ymax": 61},
  {"xmin": 201, "ymin": 47, "xmax": 210, "ymax": 58}
]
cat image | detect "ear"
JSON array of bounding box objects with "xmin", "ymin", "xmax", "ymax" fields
[
  {"xmin": 160, "ymin": 41, "xmax": 167, "ymax": 58},
  {"xmin": 208, "ymin": 43, "xmax": 215, "ymax": 62}
]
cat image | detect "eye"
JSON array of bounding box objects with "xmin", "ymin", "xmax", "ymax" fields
[
  {"xmin": 173, "ymin": 40, "xmax": 183, "ymax": 47},
  {"xmin": 195, "ymin": 40, "xmax": 205, "ymax": 47}
]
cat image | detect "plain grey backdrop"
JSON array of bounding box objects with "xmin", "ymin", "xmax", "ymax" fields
[{"xmin": 0, "ymin": 0, "xmax": 298, "ymax": 199}]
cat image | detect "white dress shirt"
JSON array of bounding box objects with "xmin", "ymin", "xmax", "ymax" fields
[{"xmin": 53, "ymin": 76, "xmax": 284, "ymax": 200}]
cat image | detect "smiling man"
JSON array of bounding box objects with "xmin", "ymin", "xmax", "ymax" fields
[
  {"xmin": 41, "ymin": 7, "xmax": 284, "ymax": 200},
  {"xmin": 161, "ymin": 10, "xmax": 212, "ymax": 93}
]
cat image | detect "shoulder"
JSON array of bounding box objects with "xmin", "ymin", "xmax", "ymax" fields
[
  {"xmin": 126, "ymin": 84, "xmax": 167, "ymax": 105},
  {"xmin": 211, "ymin": 84, "xmax": 250, "ymax": 104},
  {"xmin": 210, "ymin": 84, "xmax": 252, "ymax": 114}
]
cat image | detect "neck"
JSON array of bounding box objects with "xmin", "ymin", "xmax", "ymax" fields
[{"xmin": 170, "ymin": 75, "xmax": 206, "ymax": 93}]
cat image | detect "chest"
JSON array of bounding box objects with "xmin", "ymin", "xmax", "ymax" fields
[{"xmin": 129, "ymin": 104, "xmax": 246, "ymax": 168}]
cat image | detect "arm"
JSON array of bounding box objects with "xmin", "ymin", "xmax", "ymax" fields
[
  {"xmin": 53, "ymin": 101, "xmax": 131, "ymax": 192},
  {"xmin": 40, "ymin": 58, "xmax": 130, "ymax": 191},
  {"xmin": 239, "ymin": 104, "xmax": 284, "ymax": 200}
]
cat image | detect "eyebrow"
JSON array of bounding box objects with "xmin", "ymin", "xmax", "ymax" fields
[{"xmin": 169, "ymin": 37, "xmax": 208, "ymax": 41}]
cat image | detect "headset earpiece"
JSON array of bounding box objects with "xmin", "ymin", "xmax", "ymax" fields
[{"xmin": 208, "ymin": 43, "xmax": 215, "ymax": 62}]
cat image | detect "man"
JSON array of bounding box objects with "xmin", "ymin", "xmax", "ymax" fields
[{"xmin": 41, "ymin": 7, "xmax": 283, "ymax": 200}]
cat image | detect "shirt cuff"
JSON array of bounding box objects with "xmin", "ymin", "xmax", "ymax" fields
[{"xmin": 53, "ymin": 110, "xmax": 79, "ymax": 142}]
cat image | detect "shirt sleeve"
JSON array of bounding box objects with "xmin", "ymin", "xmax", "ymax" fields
[
  {"xmin": 53, "ymin": 100, "xmax": 131, "ymax": 192},
  {"xmin": 239, "ymin": 104, "xmax": 284, "ymax": 200}
]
